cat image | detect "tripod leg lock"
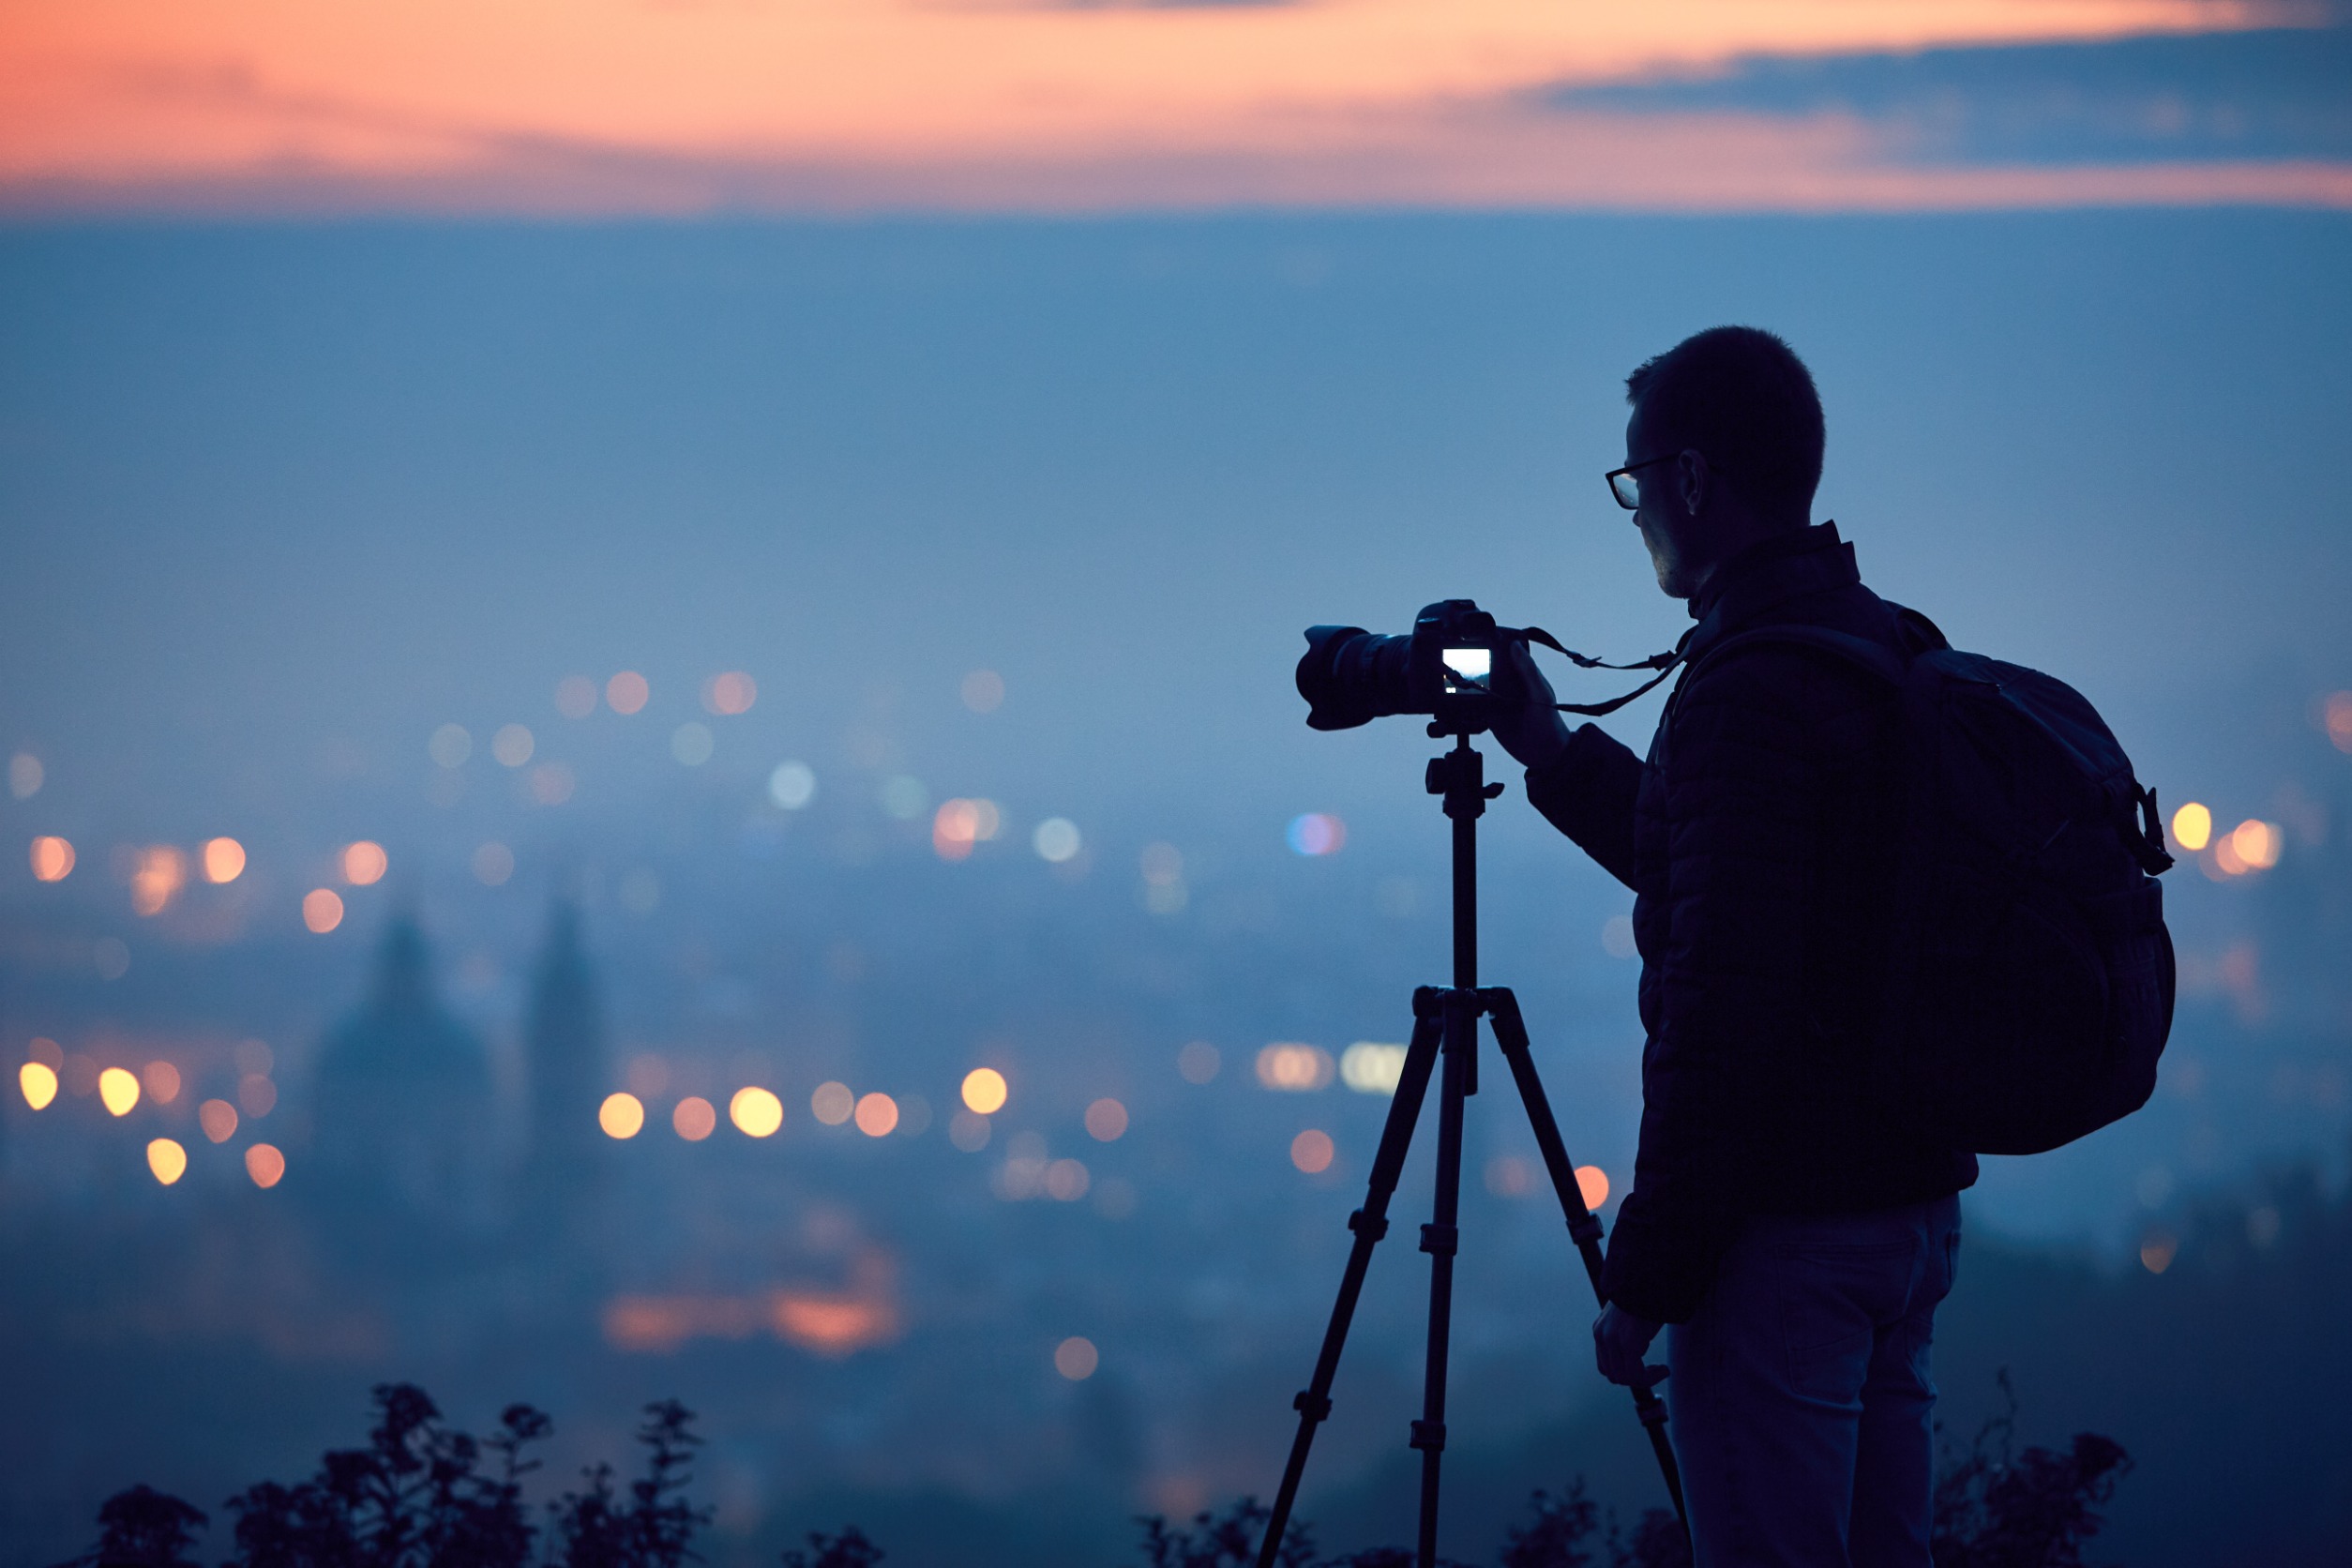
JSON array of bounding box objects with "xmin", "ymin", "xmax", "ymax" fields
[
  {"xmin": 1418, "ymin": 1223, "xmax": 1458, "ymax": 1257},
  {"xmin": 1292, "ymin": 1390, "xmax": 1333, "ymax": 1422},
  {"xmin": 1409, "ymin": 1419, "xmax": 1447, "ymax": 1452},
  {"xmin": 1568, "ymin": 1213, "xmax": 1604, "ymax": 1248},
  {"xmin": 1348, "ymin": 1208, "xmax": 1390, "ymax": 1241},
  {"xmin": 1635, "ymin": 1391, "xmax": 1672, "ymax": 1431}
]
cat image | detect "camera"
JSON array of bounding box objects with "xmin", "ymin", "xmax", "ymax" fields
[{"xmin": 1296, "ymin": 599, "xmax": 1525, "ymax": 733}]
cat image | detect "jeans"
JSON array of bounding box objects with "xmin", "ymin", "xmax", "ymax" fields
[{"xmin": 1665, "ymin": 1194, "xmax": 1962, "ymax": 1568}]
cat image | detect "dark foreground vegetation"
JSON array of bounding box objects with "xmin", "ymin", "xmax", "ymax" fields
[{"xmin": 62, "ymin": 1375, "xmax": 2128, "ymax": 1568}]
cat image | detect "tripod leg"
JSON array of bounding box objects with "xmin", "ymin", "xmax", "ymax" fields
[
  {"xmin": 1484, "ymin": 987, "xmax": 1692, "ymax": 1537},
  {"xmin": 1409, "ymin": 986, "xmax": 1478, "ymax": 1568},
  {"xmin": 1254, "ymin": 988, "xmax": 1447, "ymax": 1568}
]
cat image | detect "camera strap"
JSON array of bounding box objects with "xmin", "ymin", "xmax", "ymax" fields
[{"xmin": 1524, "ymin": 626, "xmax": 1692, "ymax": 717}]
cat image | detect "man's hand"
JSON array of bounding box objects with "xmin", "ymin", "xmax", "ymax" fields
[
  {"xmin": 1492, "ymin": 641, "xmax": 1573, "ymax": 770},
  {"xmin": 1593, "ymin": 1303, "xmax": 1667, "ymax": 1389}
]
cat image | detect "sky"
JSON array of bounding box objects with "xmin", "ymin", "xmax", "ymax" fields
[{"xmin": 4, "ymin": 0, "xmax": 2350, "ymax": 212}]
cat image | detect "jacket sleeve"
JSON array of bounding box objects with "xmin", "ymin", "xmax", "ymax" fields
[
  {"xmin": 1599, "ymin": 655, "xmax": 1826, "ymax": 1322},
  {"xmin": 1523, "ymin": 723, "xmax": 1646, "ymax": 891}
]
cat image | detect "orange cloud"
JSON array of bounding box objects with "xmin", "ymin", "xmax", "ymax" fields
[{"xmin": 0, "ymin": 0, "xmax": 2335, "ymax": 210}]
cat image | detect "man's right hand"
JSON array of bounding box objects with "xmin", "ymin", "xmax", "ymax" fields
[{"xmin": 1491, "ymin": 640, "xmax": 1573, "ymax": 770}]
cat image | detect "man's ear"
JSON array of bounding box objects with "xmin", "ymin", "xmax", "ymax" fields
[{"xmin": 1677, "ymin": 449, "xmax": 1709, "ymax": 518}]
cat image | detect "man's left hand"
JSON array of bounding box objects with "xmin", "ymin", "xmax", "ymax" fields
[{"xmin": 1593, "ymin": 1303, "xmax": 1667, "ymax": 1388}]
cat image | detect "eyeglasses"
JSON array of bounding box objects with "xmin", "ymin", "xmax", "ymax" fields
[{"xmin": 1604, "ymin": 453, "xmax": 1677, "ymax": 510}]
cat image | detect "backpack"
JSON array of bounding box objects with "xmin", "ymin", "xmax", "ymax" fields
[{"xmin": 1698, "ymin": 611, "xmax": 2177, "ymax": 1156}]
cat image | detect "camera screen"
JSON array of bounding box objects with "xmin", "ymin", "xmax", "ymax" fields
[{"xmin": 1441, "ymin": 646, "xmax": 1492, "ymax": 691}]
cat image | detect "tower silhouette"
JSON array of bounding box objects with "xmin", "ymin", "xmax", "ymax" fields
[{"xmin": 521, "ymin": 899, "xmax": 609, "ymax": 1231}]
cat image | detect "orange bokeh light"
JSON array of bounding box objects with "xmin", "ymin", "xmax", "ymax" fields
[
  {"xmin": 130, "ymin": 846, "xmax": 188, "ymax": 916},
  {"xmin": 854, "ymin": 1092, "xmax": 900, "ymax": 1138},
  {"xmin": 203, "ymin": 837, "xmax": 248, "ymax": 883},
  {"xmin": 245, "ymin": 1143, "xmax": 287, "ymax": 1188},
  {"xmin": 673, "ymin": 1095, "xmax": 717, "ymax": 1140},
  {"xmin": 143, "ymin": 1060, "xmax": 181, "ymax": 1105},
  {"xmin": 29, "ymin": 836, "xmax": 75, "ymax": 882},
  {"xmin": 303, "ymin": 888, "xmax": 345, "ymax": 933},
  {"xmin": 1575, "ymin": 1164, "xmax": 1611, "ymax": 1210},
  {"xmin": 606, "ymin": 671, "xmax": 650, "ymax": 715},
  {"xmin": 343, "ymin": 840, "xmax": 388, "ymax": 884},
  {"xmin": 199, "ymin": 1098, "xmax": 239, "ymax": 1143}
]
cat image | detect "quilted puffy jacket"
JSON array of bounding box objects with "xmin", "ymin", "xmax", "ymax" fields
[{"xmin": 1525, "ymin": 522, "xmax": 1977, "ymax": 1323}]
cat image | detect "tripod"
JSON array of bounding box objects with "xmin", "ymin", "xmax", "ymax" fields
[{"xmin": 1255, "ymin": 727, "xmax": 1688, "ymax": 1568}]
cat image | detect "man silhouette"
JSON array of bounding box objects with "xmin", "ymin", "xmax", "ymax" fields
[{"xmin": 1491, "ymin": 327, "xmax": 1974, "ymax": 1566}]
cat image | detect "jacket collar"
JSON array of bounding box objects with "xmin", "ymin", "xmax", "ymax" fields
[{"xmin": 1684, "ymin": 521, "xmax": 1858, "ymax": 659}]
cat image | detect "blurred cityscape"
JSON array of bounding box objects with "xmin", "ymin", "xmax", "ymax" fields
[{"xmin": 5, "ymin": 659, "xmax": 2349, "ymax": 1565}]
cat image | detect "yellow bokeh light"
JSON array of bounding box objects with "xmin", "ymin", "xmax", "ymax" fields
[
  {"xmin": 673, "ymin": 1095, "xmax": 717, "ymax": 1140},
  {"xmin": 343, "ymin": 840, "xmax": 388, "ymax": 885},
  {"xmin": 2169, "ymin": 802, "xmax": 2210, "ymax": 852},
  {"xmin": 854, "ymin": 1092, "xmax": 899, "ymax": 1138},
  {"xmin": 29, "ymin": 836, "xmax": 75, "ymax": 882},
  {"xmin": 19, "ymin": 1062, "xmax": 58, "ymax": 1110},
  {"xmin": 960, "ymin": 1067, "xmax": 1008, "ymax": 1116},
  {"xmin": 606, "ymin": 671, "xmax": 651, "ymax": 715},
  {"xmin": 143, "ymin": 1061, "xmax": 181, "ymax": 1105},
  {"xmin": 202, "ymin": 837, "xmax": 247, "ymax": 883},
  {"xmin": 1084, "ymin": 1097, "xmax": 1128, "ymax": 1141},
  {"xmin": 98, "ymin": 1066, "xmax": 141, "ymax": 1117},
  {"xmin": 599, "ymin": 1092, "xmax": 647, "ymax": 1138},
  {"xmin": 199, "ymin": 1098, "xmax": 239, "ymax": 1143},
  {"xmin": 246, "ymin": 1143, "xmax": 286, "ymax": 1188},
  {"xmin": 147, "ymin": 1138, "xmax": 188, "ymax": 1185},
  {"xmin": 303, "ymin": 888, "xmax": 345, "ymax": 933},
  {"xmin": 731, "ymin": 1086, "xmax": 785, "ymax": 1138},
  {"xmin": 1054, "ymin": 1335, "xmax": 1099, "ymax": 1380},
  {"xmin": 810, "ymin": 1081, "xmax": 854, "ymax": 1125},
  {"xmin": 1575, "ymin": 1164, "xmax": 1611, "ymax": 1210},
  {"xmin": 2229, "ymin": 819, "xmax": 2281, "ymax": 870},
  {"xmin": 1290, "ymin": 1127, "xmax": 1334, "ymax": 1174}
]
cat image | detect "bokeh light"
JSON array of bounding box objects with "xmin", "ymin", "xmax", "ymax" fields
[
  {"xmin": 1139, "ymin": 842, "xmax": 1183, "ymax": 885},
  {"xmin": 19, "ymin": 1062, "xmax": 58, "ymax": 1110},
  {"xmin": 1084, "ymin": 1097, "xmax": 1128, "ymax": 1141},
  {"xmin": 606, "ymin": 671, "xmax": 651, "ymax": 714},
  {"xmin": 811, "ymin": 1081, "xmax": 855, "ymax": 1125},
  {"xmin": 1290, "ymin": 1128, "xmax": 1335, "ymax": 1174},
  {"xmin": 1054, "ymin": 1336, "xmax": 1099, "ymax": 1380},
  {"xmin": 143, "ymin": 1061, "xmax": 181, "ymax": 1105},
  {"xmin": 555, "ymin": 675, "xmax": 598, "ymax": 717},
  {"xmin": 702, "ymin": 671, "xmax": 758, "ymax": 716},
  {"xmin": 199, "ymin": 1099, "xmax": 239, "ymax": 1142},
  {"xmin": 949, "ymin": 1108, "xmax": 992, "ymax": 1152},
  {"xmin": 1177, "ymin": 1041, "xmax": 1220, "ymax": 1084},
  {"xmin": 854, "ymin": 1093, "xmax": 899, "ymax": 1137},
  {"xmin": 146, "ymin": 1138, "xmax": 188, "ymax": 1185},
  {"xmin": 2140, "ymin": 1231, "xmax": 2178, "ymax": 1274},
  {"xmin": 239, "ymin": 1075, "xmax": 278, "ymax": 1118},
  {"xmin": 473, "ymin": 842, "xmax": 515, "ymax": 885},
  {"xmin": 599, "ymin": 1092, "xmax": 646, "ymax": 1138},
  {"xmin": 202, "ymin": 837, "xmax": 247, "ymax": 883},
  {"xmin": 1339, "ymin": 1042, "xmax": 1406, "ymax": 1094},
  {"xmin": 769, "ymin": 761, "xmax": 817, "ymax": 809},
  {"xmin": 960, "ymin": 1067, "xmax": 1009, "ymax": 1115},
  {"xmin": 98, "ymin": 1066, "xmax": 141, "ymax": 1117},
  {"xmin": 491, "ymin": 724, "xmax": 535, "ymax": 767},
  {"xmin": 303, "ymin": 888, "xmax": 345, "ymax": 933},
  {"xmin": 961, "ymin": 670, "xmax": 1005, "ymax": 713},
  {"xmin": 932, "ymin": 798, "xmax": 1002, "ymax": 861},
  {"xmin": 2171, "ymin": 802, "xmax": 2211, "ymax": 852},
  {"xmin": 1576, "ymin": 1165, "xmax": 1611, "ymax": 1209},
  {"xmin": 29, "ymin": 836, "xmax": 75, "ymax": 882},
  {"xmin": 2325, "ymin": 691, "xmax": 2352, "ymax": 754},
  {"xmin": 731, "ymin": 1086, "xmax": 784, "ymax": 1138},
  {"xmin": 1032, "ymin": 818, "xmax": 1081, "ymax": 863},
  {"xmin": 1485, "ymin": 1154, "xmax": 1536, "ymax": 1197},
  {"xmin": 245, "ymin": 1143, "xmax": 286, "ymax": 1188},
  {"xmin": 671, "ymin": 723, "xmax": 715, "ymax": 765},
  {"xmin": 1045, "ymin": 1157, "xmax": 1090, "ymax": 1200},
  {"xmin": 2229, "ymin": 819, "xmax": 2282, "ymax": 870},
  {"xmin": 1256, "ymin": 1043, "xmax": 1334, "ymax": 1092},
  {"xmin": 8, "ymin": 753, "xmax": 42, "ymax": 799},
  {"xmin": 1287, "ymin": 812, "xmax": 1346, "ymax": 856},
  {"xmin": 673, "ymin": 1096, "xmax": 717, "ymax": 1140},
  {"xmin": 131, "ymin": 846, "xmax": 188, "ymax": 916},
  {"xmin": 343, "ymin": 840, "xmax": 388, "ymax": 885},
  {"xmin": 881, "ymin": 776, "xmax": 928, "ymax": 820},
  {"xmin": 428, "ymin": 724, "xmax": 472, "ymax": 767}
]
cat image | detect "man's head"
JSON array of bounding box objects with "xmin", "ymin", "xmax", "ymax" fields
[{"xmin": 1621, "ymin": 326, "xmax": 1824, "ymax": 600}]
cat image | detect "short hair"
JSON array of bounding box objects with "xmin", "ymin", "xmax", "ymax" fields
[{"xmin": 1625, "ymin": 326, "xmax": 1824, "ymax": 516}]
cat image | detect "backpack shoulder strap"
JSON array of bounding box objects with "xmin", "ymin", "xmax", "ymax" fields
[{"xmin": 1687, "ymin": 623, "xmax": 1910, "ymax": 689}]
